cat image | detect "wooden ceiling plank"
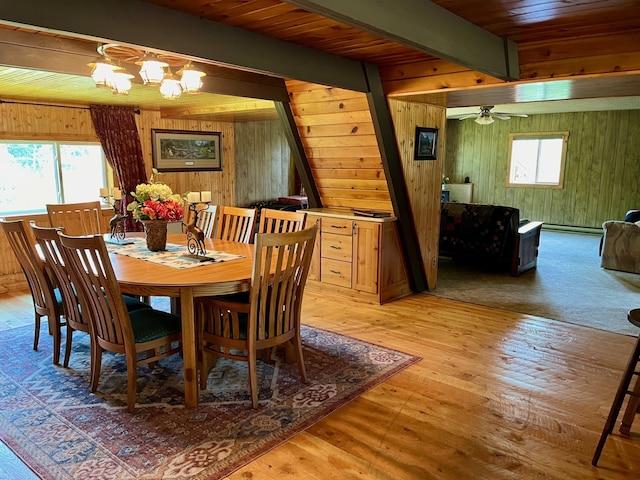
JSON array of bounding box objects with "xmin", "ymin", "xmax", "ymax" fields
[{"xmin": 282, "ymin": 0, "xmax": 519, "ymax": 81}]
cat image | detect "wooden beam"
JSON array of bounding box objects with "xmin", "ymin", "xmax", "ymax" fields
[
  {"xmin": 283, "ymin": 0, "xmax": 519, "ymax": 81},
  {"xmin": 0, "ymin": 0, "xmax": 369, "ymax": 92},
  {"xmin": 161, "ymin": 100, "xmax": 276, "ymax": 119},
  {"xmin": 275, "ymin": 101, "xmax": 322, "ymax": 209},
  {"xmin": 0, "ymin": 25, "xmax": 291, "ymax": 102},
  {"xmin": 363, "ymin": 63, "xmax": 428, "ymax": 292}
]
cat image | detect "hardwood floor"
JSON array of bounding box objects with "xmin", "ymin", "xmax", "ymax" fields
[{"xmin": 1, "ymin": 289, "xmax": 638, "ymax": 479}]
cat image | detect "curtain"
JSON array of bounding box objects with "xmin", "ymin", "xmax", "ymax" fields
[{"xmin": 90, "ymin": 105, "xmax": 147, "ymax": 231}]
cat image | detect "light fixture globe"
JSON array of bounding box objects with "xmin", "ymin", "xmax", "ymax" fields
[
  {"xmin": 111, "ymin": 71, "xmax": 134, "ymax": 95},
  {"xmin": 88, "ymin": 57, "xmax": 120, "ymax": 89},
  {"xmin": 178, "ymin": 62, "xmax": 205, "ymax": 94},
  {"xmin": 160, "ymin": 70, "xmax": 182, "ymax": 99},
  {"xmin": 136, "ymin": 52, "xmax": 168, "ymax": 85},
  {"xmin": 475, "ymin": 115, "xmax": 495, "ymax": 125}
]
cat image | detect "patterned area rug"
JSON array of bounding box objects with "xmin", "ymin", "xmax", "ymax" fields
[{"xmin": 0, "ymin": 325, "xmax": 419, "ymax": 479}]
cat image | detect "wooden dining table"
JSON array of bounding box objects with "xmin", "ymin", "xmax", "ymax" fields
[{"xmin": 107, "ymin": 233, "xmax": 254, "ymax": 408}]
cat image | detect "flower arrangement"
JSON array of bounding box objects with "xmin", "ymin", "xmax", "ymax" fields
[
  {"xmin": 442, "ymin": 174, "xmax": 450, "ymax": 186},
  {"xmin": 127, "ymin": 182, "xmax": 184, "ymax": 222}
]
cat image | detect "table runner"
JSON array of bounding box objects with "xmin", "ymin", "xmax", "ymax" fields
[{"xmin": 106, "ymin": 237, "xmax": 244, "ymax": 269}]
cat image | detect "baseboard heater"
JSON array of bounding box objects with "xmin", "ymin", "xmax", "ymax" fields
[{"xmin": 542, "ymin": 224, "xmax": 601, "ymax": 235}]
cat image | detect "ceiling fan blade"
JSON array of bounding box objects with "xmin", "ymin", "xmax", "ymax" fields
[
  {"xmin": 456, "ymin": 113, "xmax": 480, "ymax": 120},
  {"xmin": 492, "ymin": 113, "xmax": 511, "ymax": 120},
  {"xmin": 493, "ymin": 112, "xmax": 529, "ymax": 118}
]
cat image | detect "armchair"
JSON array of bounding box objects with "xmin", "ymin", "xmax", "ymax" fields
[{"xmin": 600, "ymin": 219, "xmax": 640, "ymax": 274}]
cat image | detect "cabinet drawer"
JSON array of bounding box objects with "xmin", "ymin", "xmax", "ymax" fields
[
  {"xmin": 321, "ymin": 217, "xmax": 352, "ymax": 235},
  {"xmin": 321, "ymin": 258, "xmax": 352, "ymax": 288},
  {"xmin": 321, "ymin": 232, "xmax": 353, "ymax": 261}
]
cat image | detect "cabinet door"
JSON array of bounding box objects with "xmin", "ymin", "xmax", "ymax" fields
[
  {"xmin": 352, "ymin": 220, "xmax": 380, "ymax": 293},
  {"xmin": 305, "ymin": 214, "xmax": 321, "ymax": 281}
]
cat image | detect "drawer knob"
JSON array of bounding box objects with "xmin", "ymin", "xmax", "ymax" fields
[
  {"xmin": 331, "ymin": 225, "xmax": 346, "ymax": 229},
  {"xmin": 330, "ymin": 245, "xmax": 341, "ymax": 250},
  {"xmin": 330, "ymin": 269, "xmax": 341, "ymax": 275}
]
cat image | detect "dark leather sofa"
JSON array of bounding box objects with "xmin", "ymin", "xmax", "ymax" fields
[{"xmin": 439, "ymin": 202, "xmax": 543, "ymax": 276}]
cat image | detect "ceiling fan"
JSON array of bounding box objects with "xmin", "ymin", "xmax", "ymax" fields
[{"xmin": 456, "ymin": 106, "xmax": 528, "ymax": 125}]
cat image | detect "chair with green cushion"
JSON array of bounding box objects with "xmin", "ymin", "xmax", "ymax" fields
[
  {"xmin": 0, "ymin": 218, "xmax": 64, "ymax": 364},
  {"xmin": 31, "ymin": 224, "xmax": 152, "ymax": 372},
  {"xmin": 59, "ymin": 232, "xmax": 182, "ymax": 412},
  {"xmin": 198, "ymin": 225, "xmax": 318, "ymax": 408}
]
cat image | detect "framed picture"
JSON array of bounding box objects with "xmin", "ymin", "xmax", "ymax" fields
[
  {"xmin": 414, "ymin": 126, "xmax": 439, "ymax": 161},
  {"xmin": 151, "ymin": 129, "xmax": 222, "ymax": 172}
]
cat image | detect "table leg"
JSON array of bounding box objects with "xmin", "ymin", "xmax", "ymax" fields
[{"xmin": 180, "ymin": 287, "xmax": 198, "ymax": 408}]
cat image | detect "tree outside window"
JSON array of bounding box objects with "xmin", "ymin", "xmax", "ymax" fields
[{"xmin": 0, "ymin": 141, "xmax": 108, "ymax": 215}]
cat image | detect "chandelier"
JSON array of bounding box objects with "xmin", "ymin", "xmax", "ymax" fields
[{"xmin": 87, "ymin": 44, "xmax": 206, "ymax": 99}]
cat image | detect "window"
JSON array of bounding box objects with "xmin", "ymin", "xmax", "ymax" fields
[
  {"xmin": 0, "ymin": 141, "xmax": 108, "ymax": 215},
  {"xmin": 507, "ymin": 132, "xmax": 568, "ymax": 188}
]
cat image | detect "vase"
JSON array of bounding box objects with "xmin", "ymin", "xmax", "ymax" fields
[{"xmin": 142, "ymin": 220, "xmax": 168, "ymax": 251}]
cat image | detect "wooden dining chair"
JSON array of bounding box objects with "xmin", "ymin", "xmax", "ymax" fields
[
  {"xmin": 196, "ymin": 205, "xmax": 218, "ymax": 238},
  {"xmin": 258, "ymin": 208, "xmax": 306, "ymax": 234},
  {"xmin": 214, "ymin": 205, "xmax": 257, "ymax": 243},
  {"xmin": 46, "ymin": 201, "xmax": 105, "ymax": 236},
  {"xmin": 30, "ymin": 224, "xmax": 153, "ymax": 371},
  {"xmin": 197, "ymin": 224, "xmax": 318, "ymax": 408},
  {"xmin": 59, "ymin": 233, "xmax": 182, "ymax": 412},
  {"xmin": 0, "ymin": 219, "xmax": 63, "ymax": 364}
]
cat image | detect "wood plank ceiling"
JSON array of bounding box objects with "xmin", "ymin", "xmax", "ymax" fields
[
  {"xmin": 1, "ymin": 1, "xmax": 639, "ymax": 111},
  {"xmin": 146, "ymin": 0, "xmax": 640, "ymax": 106}
]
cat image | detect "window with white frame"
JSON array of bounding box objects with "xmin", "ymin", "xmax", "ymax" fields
[
  {"xmin": 0, "ymin": 141, "xmax": 109, "ymax": 215},
  {"xmin": 507, "ymin": 132, "xmax": 568, "ymax": 188}
]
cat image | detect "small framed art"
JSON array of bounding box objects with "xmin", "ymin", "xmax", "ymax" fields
[{"xmin": 414, "ymin": 126, "xmax": 438, "ymax": 161}]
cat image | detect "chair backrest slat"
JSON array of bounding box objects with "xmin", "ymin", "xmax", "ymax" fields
[
  {"xmin": 249, "ymin": 224, "xmax": 318, "ymax": 342},
  {"xmin": 31, "ymin": 225, "xmax": 86, "ymax": 330},
  {"xmin": 47, "ymin": 201, "xmax": 105, "ymax": 236},
  {"xmin": 258, "ymin": 208, "xmax": 306, "ymax": 234},
  {"xmin": 197, "ymin": 205, "xmax": 218, "ymax": 238},
  {"xmin": 59, "ymin": 233, "xmax": 134, "ymax": 354},
  {"xmin": 215, "ymin": 206, "xmax": 257, "ymax": 243},
  {"xmin": 0, "ymin": 219, "xmax": 57, "ymax": 317}
]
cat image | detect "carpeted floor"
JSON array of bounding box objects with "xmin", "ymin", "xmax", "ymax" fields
[
  {"xmin": 431, "ymin": 230, "xmax": 640, "ymax": 336},
  {"xmin": 0, "ymin": 325, "xmax": 419, "ymax": 480}
]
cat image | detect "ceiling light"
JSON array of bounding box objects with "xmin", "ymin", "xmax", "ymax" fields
[
  {"xmin": 159, "ymin": 70, "xmax": 182, "ymax": 99},
  {"xmin": 178, "ymin": 62, "xmax": 206, "ymax": 94},
  {"xmin": 475, "ymin": 116, "xmax": 494, "ymax": 125},
  {"xmin": 87, "ymin": 57, "xmax": 119, "ymax": 89},
  {"xmin": 136, "ymin": 52, "xmax": 168, "ymax": 85},
  {"xmin": 89, "ymin": 44, "xmax": 205, "ymax": 98},
  {"xmin": 111, "ymin": 71, "xmax": 134, "ymax": 95}
]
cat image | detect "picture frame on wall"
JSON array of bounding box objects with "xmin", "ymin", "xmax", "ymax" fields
[
  {"xmin": 151, "ymin": 129, "xmax": 222, "ymax": 172},
  {"xmin": 414, "ymin": 126, "xmax": 439, "ymax": 161}
]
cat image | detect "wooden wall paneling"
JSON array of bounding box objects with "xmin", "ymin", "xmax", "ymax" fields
[
  {"xmin": 136, "ymin": 110, "xmax": 236, "ymax": 207},
  {"xmin": 235, "ymin": 121, "xmax": 255, "ymax": 205},
  {"xmin": 387, "ymin": 98, "xmax": 445, "ymax": 289},
  {"xmin": 585, "ymin": 111, "xmax": 607, "ymax": 226},
  {"xmin": 595, "ymin": 111, "xmax": 618, "ymax": 224},
  {"xmin": 621, "ymin": 111, "xmax": 640, "ymax": 215},
  {"xmin": 444, "ymin": 110, "xmax": 640, "ymax": 228},
  {"xmin": 286, "ymin": 80, "xmax": 393, "ymax": 212}
]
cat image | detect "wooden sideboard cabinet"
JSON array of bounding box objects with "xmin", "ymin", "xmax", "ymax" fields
[{"xmin": 304, "ymin": 208, "xmax": 411, "ymax": 304}]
